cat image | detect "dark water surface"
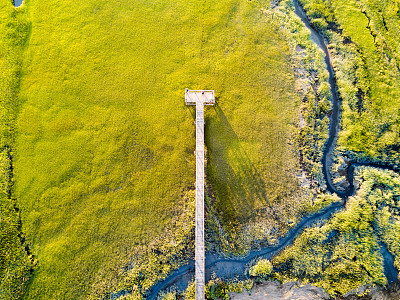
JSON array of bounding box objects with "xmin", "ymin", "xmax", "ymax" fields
[{"xmin": 14, "ymin": 0, "xmax": 23, "ymax": 7}]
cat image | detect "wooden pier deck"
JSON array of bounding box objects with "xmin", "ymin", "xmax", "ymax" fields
[
  {"xmin": 185, "ymin": 89, "xmax": 214, "ymax": 300},
  {"xmin": 195, "ymin": 100, "xmax": 205, "ymax": 300}
]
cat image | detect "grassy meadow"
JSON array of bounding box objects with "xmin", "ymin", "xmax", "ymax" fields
[
  {"xmin": 205, "ymin": 0, "xmax": 341, "ymax": 255},
  {"xmin": 0, "ymin": 0, "xmax": 309, "ymax": 297}
]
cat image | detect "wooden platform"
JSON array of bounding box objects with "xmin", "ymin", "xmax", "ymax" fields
[
  {"xmin": 185, "ymin": 89, "xmax": 215, "ymax": 106},
  {"xmin": 185, "ymin": 89, "xmax": 214, "ymax": 300}
]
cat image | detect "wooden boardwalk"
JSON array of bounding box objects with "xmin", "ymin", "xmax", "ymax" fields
[
  {"xmin": 195, "ymin": 100, "xmax": 205, "ymax": 300},
  {"xmin": 185, "ymin": 89, "xmax": 214, "ymax": 300}
]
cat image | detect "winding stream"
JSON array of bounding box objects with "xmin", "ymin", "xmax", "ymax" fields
[{"xmin": 130, "ymin": 1, "xmax": 400, "ymax": 299}]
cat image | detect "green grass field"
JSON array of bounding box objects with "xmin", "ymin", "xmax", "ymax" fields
[{"xmin": 0, "ymin": 0, "xmax": 307, "ymax": 297}]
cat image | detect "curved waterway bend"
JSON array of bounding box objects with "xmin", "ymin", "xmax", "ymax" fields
[
  {"xmin": 139, "ymin": 2, "xmax": 399, "ymax": 299},
  {"xmin": 293, "ymin": 0, "xmax": 398, "ymax": 283},
  {"xmin": 293, "ymin": 0, "xmax": 345, "ymax": 197}
]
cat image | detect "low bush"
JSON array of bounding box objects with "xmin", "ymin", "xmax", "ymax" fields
[{"xmin": 249, "ymin": 259, "xmax": 273, "ymax": 279}]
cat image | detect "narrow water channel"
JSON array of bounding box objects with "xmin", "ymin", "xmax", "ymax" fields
[
  {"xmin": 292, "ymin": 0, "xmax": 348, "ymax": 197},
  {"xmin": 115, "ymin": 1, "xmax": 399, "ymax": 299},
  {"xmin": 292, "ymin": 0, "xmax": 398, "ymax": 284}
]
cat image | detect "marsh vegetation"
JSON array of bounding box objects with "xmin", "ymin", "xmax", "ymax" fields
[
  {"xmin": 0, "ymin": 0, "xmax": 322, "ymax": 298},
  {"xmin": 1, "ymin": 0, "xmax": 400, "ymax": 298}
]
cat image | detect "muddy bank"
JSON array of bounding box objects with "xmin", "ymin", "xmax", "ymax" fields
[
  {"xmin": 229, "ymin": 281, "xmax": 400, "ymax": 300},
  {"xmin": 229, "ymin": 281, "xmax": 330, "ymax": 300}
]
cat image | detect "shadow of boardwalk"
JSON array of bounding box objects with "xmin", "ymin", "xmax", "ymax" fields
[{"xmin": 205, "ymin": 103, "xmax": 271, "ymax": 225}]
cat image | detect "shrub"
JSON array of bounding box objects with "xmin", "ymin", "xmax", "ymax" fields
[
  {"xmin": 183, "ymin": 281, "xmax": 195, "ymax": 300},
  {"xmin": 160, "ymin": 291, "xmax": 176, "ymax": 300},
  {"xmin": 249, "ymin": 259, "xmax": 273, "ymax": 279}
]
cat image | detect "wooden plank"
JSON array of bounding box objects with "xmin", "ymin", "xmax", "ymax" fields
[
  {"xmin": 184, "ymin": 89, "xmax": 214, "ymax": 300},
  {"xmin": 195, "ymin": 101, "xmax": 205, "ymax": 300},
  {"xmin": 185, "ymin": 89, "xmax": 215, "ymax": 105}
]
